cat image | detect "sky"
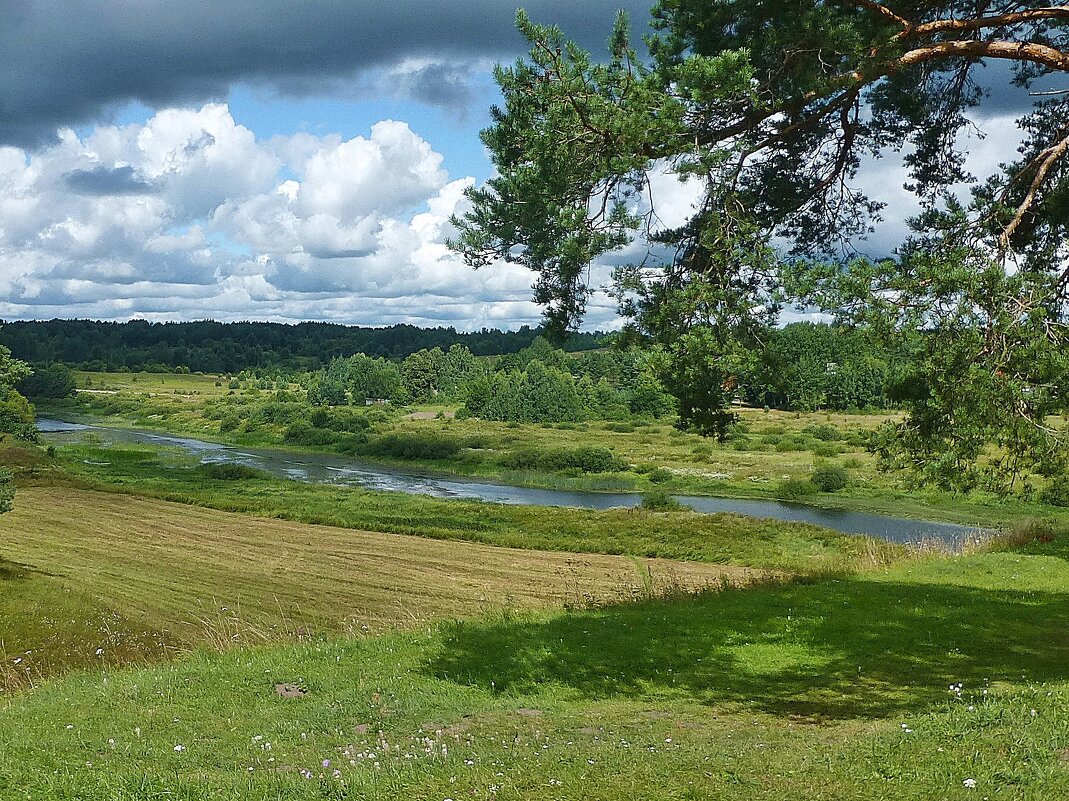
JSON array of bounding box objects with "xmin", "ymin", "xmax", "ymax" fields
[{"xmin": 0, "ymin": 1, "xmax": 1029, "ymax": 331}]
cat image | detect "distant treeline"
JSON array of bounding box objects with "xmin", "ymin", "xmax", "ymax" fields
[{"xmin": 0, "ymin": 319, "xmax": 604, "ymax": 373}]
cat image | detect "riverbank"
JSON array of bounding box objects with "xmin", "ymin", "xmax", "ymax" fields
[
  {"xmin": 40, "ymin": 418, "xmax": 987, "ymax": 544},
  {"xmin": 38, "ymin": 372, "xmax": 1066, "ymax": 530}
]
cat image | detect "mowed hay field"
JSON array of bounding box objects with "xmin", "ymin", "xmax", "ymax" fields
[{"xmin": 0, "ymin": 486, "xmax": 756, "ymax": 689}]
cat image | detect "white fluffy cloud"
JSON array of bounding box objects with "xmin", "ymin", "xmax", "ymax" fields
[{"xmin": 0, "ymin": 103, "xmax": 577, "ymax": 329}]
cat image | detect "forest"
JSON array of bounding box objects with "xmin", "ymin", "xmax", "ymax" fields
[{"xmin": 0, "ymin": 319, "xmax": 602, "ymax": 373}]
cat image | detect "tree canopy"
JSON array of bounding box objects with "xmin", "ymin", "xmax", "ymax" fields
[
  {"xmin": 0, "ymin": 343, "xmax": 31, "ymax": 516},
  {"xmin": 451, "ymin": 1, "xmax": 1069, "ymax": 490}
]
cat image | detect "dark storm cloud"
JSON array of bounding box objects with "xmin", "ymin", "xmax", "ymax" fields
[
  {"xmin": 0, "ymin": 1, "xmax": 654, "ymax": 147},
  {"xmin": 63, "ymin": 166, "xmax": 157, "ymax": 196},
  {"xmin": 388, "ymin": 63, "xmax": 477, "ymax": 111}
]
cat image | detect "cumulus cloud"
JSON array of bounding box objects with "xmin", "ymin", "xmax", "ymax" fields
[{"xmin": 0, "ymin": 103, "xmax": 550, "ymax": 328}]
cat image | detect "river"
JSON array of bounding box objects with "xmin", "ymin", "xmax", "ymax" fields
[{"xmin": 38, "ymin": 418, "xmax": 987, "ymax": 546}]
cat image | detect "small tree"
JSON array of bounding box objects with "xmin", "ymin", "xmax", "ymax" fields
[{"xmin": 0, "ymin": 343, "xmax": 32, "ymax": 517}]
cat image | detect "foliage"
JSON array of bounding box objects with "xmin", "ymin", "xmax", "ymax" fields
[
  {"xmin": 464, "ymin": 361, "xmax": 586, "ymax": 423},
  {"xmin": 452, "ymin": 2, "xmax": 1069, "ymax": 484},
  {"xmin": 0, "ymin": 469, "xmax": 12, "ymax": 515},
  {"xmin": 501, "ymin": 445, "xmax": 624, "ymax": 474},
  {"xmin": 811, "ymin": 464, "xmax": 850, "ymax": 494},
  {"xmin": 776, "ymin": 478, "xmax": 817, "ymax": 501},
  {"xmin": 0, "ymin": 344, "xmax": 32, "ymax": 517},
  {"xmin": 195, "ymin": 462, "xmax": 271, "ymax": 481},
  {"xmin": 17, "ymin": 363, "xmax": 76, "ymax": 398},
  {"xmin": 0, "ymin": 319, "xmax": 604, "ymax": 373},
  {"xmin": 794, "ymin": 232, "xmax": 1069, "ymax": 494},
  {"xmin": 307, "ymin": 354, "xmax": 406, "ymax": 406},
  {"xmin": 0, "ymin": 344, "xmax": 34, "ymax": 444},
  {"xmin": 640, "ymin": 490, "xmax": 682, "ymax": 510},
  {"xmin": 361, "ymin": 432, "xmax": 478, "ymax": 461},
  {"xmin": 742, "ymin": 323, "xmax": 896, "ymax": 412},
  {"xmin": 1040, "ymin": 478, "xmax": 1069, "ymax": 509}
]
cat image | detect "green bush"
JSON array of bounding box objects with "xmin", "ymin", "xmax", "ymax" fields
[
  {"xmin": 1040, "ymin": 478, "xmax": 1069, "ymax": 508},
  {"xmin": 640, "ymin": 491, "xmax": 682, "ymax": 511},
  {"xmin": 802, "ymin": 423, "xmax": 842, "ymax": 441},
  {"xmin": 196, "ymin": 462, "xmax": 271, "ymax": 480},
  {"xmin": 648, "ymin": 468, "xmax": 673, "ymax": 484},
  {"xmin": 775, "ymin": 478, "xmax": 817, "ymax": 501},
  {"xmin": 502, "ymin": 445, "xmax": 623, "ymax": 474},
  {"xmin": 361, "ymin": 432, "xmax": 485, "ymax": 461},
  {"xmin": 811, "ymin": 464, "xmax": 849, "ymax": 493},
  {"xmin": 283, "ymin": 422, "xmax": 339, "ymax": 447},
  {"xmin": 18, "ymin": 364, "xmax": 76, "ymax": 398}
]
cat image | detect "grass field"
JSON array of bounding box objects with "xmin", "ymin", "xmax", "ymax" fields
[
  {"xmin": 7, "ymin": 385, "xmax": 1069, "ymax": 798},
  {"xmin": 0, "ymin": 510, "xmax": 1066, "ymax": 798},
  {"xmin": 0, "ymin": 484, "xmax": 757, "ymax": 692}
]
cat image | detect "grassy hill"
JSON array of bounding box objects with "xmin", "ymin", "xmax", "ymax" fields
[
  {"xmin": 0, "ymin": 485, "xmax": 755, "ymax": 690},
  {"xmin": 3, "ymin": 433, "xmax": 1068, "ymax": 798},
  {"xmin": 0, "ymin": 530, "xmax": 1066, "ymax": 799}
]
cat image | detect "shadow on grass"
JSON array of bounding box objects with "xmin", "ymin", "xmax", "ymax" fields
[
  {"xmin": 0, "ymin": 557, "xmax": 50, "ymax": 581},
  {"xmin": 426, "ymin": 575, "xmax": 1069, "ymax": 721}
]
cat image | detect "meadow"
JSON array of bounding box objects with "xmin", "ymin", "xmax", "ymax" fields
[
  {"xmin": 3, "ymin": 373, "xmax": 1069, "ymax": 798},
  {"xmin": 0, "ymin": 490, "xmax": 1067, "ymax": 798},
  {"xmin": 39, "ymin": 369, "xmax": 1065, "ymax": 527}
]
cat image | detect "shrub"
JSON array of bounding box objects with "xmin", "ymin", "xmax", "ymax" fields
[
  {"xmin": 283, "ymin": 422, "xmax": 338, "ymax": 447},
  {"xmin": 1040, "ymin": 478, "xmax": 1069, "ymax": 508},
  {"xmin": 363, "ymin": 432, "xmax": 472, "ymax": 461},
  {"xmin": 640, "ymin": 491, "xmax": 682, "ymax": 511},
  {"xmin": 802, "ymin": 423, "xmax": 842, "ymax": 441},
  {"xmin": 196, "ymin": 462, "xmax": 270, "ymax": 480},
  {"xmin": 812, "ymin": 442, "xmax": 840, "ymax": 458},
  {"xmin": 811, "ymin": 464, "xmax": 849, "ymax": 493},
  {"xmin": 502, "ymin": 445, "xmax": 623, "ymax": 473},
  {"xmin": 18, "ymin": 364, "xmax": 76, "ymax": 398},
  {"xmin": 776, "ymin": 478, "xmax": 817, "ymax": 501},
  {"xmin": 648, "ymin": 468, "xmax": 674, "ymax": 484}
]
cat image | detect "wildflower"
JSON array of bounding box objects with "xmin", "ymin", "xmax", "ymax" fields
[
  {"xmin": 174, "ymin": 744, "xmax": 185, "ymax": 752},
  {"xmin": 332, "ymin": 769, "xmax": 341, "ymax": 779},
  {"xmin": 963, "ymin": 778, "xmax": 977, "ymax": 789},
  {"xmin": 322, "ymin": 759, "xmax": 331, "ymax": 768},
  {"xmin": 95, "ymin": 648, "xmax": 104, "ymax": 656}
]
